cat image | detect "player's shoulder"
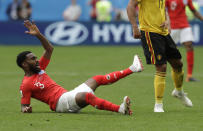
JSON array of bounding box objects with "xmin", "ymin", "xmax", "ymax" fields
[
  {"xmin": 20, "ymin": 81, "xmax": 28, "ymax": 91},
  {"xmin": 20, "ymin": 76, "xmax": 34, "ymax": 88}
]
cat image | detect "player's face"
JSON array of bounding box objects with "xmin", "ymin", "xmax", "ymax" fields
[{"xmin": 25, "ymin": 53, "xmax": 41, "ymax": 73}]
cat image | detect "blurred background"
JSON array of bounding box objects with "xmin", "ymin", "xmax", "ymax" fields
[
  {"xmin": 0, "ymin": 0, "xmax": 129, "ymax": 21},
  {"xmin": 0, "ymin": 0, "xmax": 203, "ymax": 46}
]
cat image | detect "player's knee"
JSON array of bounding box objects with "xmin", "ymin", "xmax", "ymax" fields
[
  {"xmin": 185, "ymin": 45, "xmax": 193, "ymax": 52},
  {"xmin": 184, "ymin": 42, "xmax": 193, "ymax": 51},
  {"xmin": 176, "ymin": 61, "xmax": 183, "ymax": 69},
  {"xmin": 172, "ymin": 61, "xmax": 183, "ymax": 72},
  {"xmin": 177, "ymin": 64, "xmax": 183, "ymax": 72},
  {"xmin": 75, "ymin": 92, "xmax": 88, "ymax": 108},
  {"xmin": 155, "ymin": 64, "xmax": 167, "ymax": 72},
  {"xmin": 85, "ymin": 78, "xmax": 98, "ymax": 91}
]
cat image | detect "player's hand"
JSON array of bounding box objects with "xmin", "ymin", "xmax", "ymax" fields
[
  {"xmin": 132, "ymin": 26, "xmax": 141, "ymax": 39},
  {"xmin": 160, "ymin": 21, "xmax": 171, "ymax": 33},
  {"xmin": 24, "ymin": 20, "xmax": 41, "ymax": 36},
  {"xmin": 22, "ymin": 106, "xmax": 32, "ymax": 113}
]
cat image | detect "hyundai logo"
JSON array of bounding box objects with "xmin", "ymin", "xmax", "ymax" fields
[{"xmin": 45, "ymin": 21, "xmax": 88, "ymax": 46}]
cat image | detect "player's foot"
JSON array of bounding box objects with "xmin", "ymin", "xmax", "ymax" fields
[
  {"xmin": 129, "ymin": 55, "xmax": 144, "ymax": 72},
  {"xmin": 118, "ymin": 96, "xmax": 132, "ymax": 115},
  {"xmin": 171, "ymin": 89, "xmax": 193, "ymax": 107},
  {"xmin": 154, "ymin": 103, "xmax": 164, "ymax": 112},
  {"xmin": 186, "ymin": 77, "xmax": 199, "ymax": 82}
]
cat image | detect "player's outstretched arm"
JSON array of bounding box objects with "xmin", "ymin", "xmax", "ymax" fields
[
  {"xmin": 126, "ymin": 0, "xmax": 141, "ymax": 39},
  {"xmin": 192, "ymin": 9, "xmax": 203, "ymax": 21},
  {"xmin": 23, "ymin": 20, "xmax": 54, "ymax": 60},
  {"xmin": 21, "ymin": 104, "xmax": 32, "ymax": 113}
]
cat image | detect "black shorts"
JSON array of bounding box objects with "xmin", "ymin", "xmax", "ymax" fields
[{"xmin": 140, "ymin": 31, "xmax": 182, "ymax": 65}]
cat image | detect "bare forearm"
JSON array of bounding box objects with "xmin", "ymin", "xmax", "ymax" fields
[
  {"xmin": 165, "ymin": 10, "xmax": 170, "ymax": 25},
  {"xmin": 127, "ymin": 0, "xmax": 139, "ymax": 28},
  {"xmin": 24, "ymin": 20, "xmax": 54, "ymax": 60},
  {"xmin": 165, "ymin": 9, "xmax": 171, "ymax": 33},
  {"xmin": 36, "ymin": 33, "xmax": 54, "ymax": 53},
  {"xmin": 193, "ymin": 10, "xmax": 203, "ymax": 21}
]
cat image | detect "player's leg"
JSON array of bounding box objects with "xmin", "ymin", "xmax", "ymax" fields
[
  {"xmin": 56, "ymin": 82, "xmax": 132, "ymax": 114},
  {"xmin": 75, "ymin": 92, "xmax": 132, "ymax": 115},
  {"xmin": 140, "ymin": 31, "xmax": 167, "ymax": 112},
  {"xmin": 168, "ymin": 58, "xmax": 193, "ymax": 107},
  {"xmin": 180, "ymin": 27, "xmax": 197, "ymax": 82},
  {"xmin": 183, "ymin": 41, "xmax": 197, "ymax": 81},
  {"xmin": 168, "ymin": 58, "xmax": 184, "ymax": 91},
  {"xmin": 166, "ymin": 34, "xmax": 193, "ymax": 107},
  {"xmin": 84, "ymin": 55, "xmax": 143, "ymax": 92},
  {"xmin": 77, "ymin": 55, "xmax": 143, "ymax": 113},
  {"xmin": 170, "ymin": 29, "xmax": 181, "ymax": 44},
  {"xmin": 154, "ymin": 64, "xmax": 166, "ymax": 112}
]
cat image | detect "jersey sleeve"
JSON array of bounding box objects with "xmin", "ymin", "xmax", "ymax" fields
[
  {"xmin": 20, "ymin": 85, "xmax": 31, "ymax": 105},
  {"xmin": 188, "ymin": 0, "xmax": 195, "ymax": 11},
  {"xmin": 39, "ymin": 56, "xmax": 50, "ymax": 70}
]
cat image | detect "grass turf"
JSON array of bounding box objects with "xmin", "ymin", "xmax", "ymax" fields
[{"xmin": 0, "ymin": 45, "xmax": 203, "ymax": 131}]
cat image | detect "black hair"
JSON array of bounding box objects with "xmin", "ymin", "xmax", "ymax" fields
[{"xmin": 16, "ymin": 51, "xmax": 32, "ymax": 68}]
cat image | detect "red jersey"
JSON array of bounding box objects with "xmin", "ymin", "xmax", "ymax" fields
[
  {"xmin": 20, "ymin": 56, "xmax": 67, "ymax": 111},
  {"xmin": 90, "ymin": 0, "xmax": 99, "ymax": 18},
  {"xmin": 166, "ymin": 0, "xmax": 195, "ymax": 29}
]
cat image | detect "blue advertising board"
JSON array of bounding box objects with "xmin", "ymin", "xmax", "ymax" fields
[{"xmin": 0, "ymin": 21, "xmax": 202, "ymax": 46}]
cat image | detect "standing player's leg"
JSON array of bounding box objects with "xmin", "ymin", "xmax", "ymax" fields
[
  {"xmin": 183, "ymin": 41, "xmax": 197, "ymax": 82},
  {"xmin": 166, "ymin": 34, "xmax": 192, "ymax": 107},
  {"xmin": 140, "ymin": 31, "xmax": 167, "ymax": 112},
  {"xmin": 153, "ymin": 64, "xmax": 166, "ymax": 112},
  {"xmin": 168, "ymin": 58, "xmax": 193, "ymax": 107},
  {"xmin": 180, "ymin": 27, "xmax": 198, "ymax": 82}
]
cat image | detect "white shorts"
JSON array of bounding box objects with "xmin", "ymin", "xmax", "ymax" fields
[
  {"xmin": 171, "ymin": 27, "xmax": 194, "ymax": 44},
  {"xmin": 55, "ymin": 83, "xmax": 94, "ymax": 113}
]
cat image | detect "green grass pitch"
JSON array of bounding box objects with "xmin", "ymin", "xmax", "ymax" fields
[{"xmin": 0, "ymin": 45, "xmax": 203, "ymax": 131}]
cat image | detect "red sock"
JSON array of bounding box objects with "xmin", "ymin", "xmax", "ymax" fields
[
  {"xmin": 92, "ymin": 68, "xmax": 133, "ymax": 85},
  {"xmin": 187, "ymin": 51, "xmax": 194, "ymax": 76},
  {"xmin": 85, "ymin": 93, "xmax": 120, "ymax": 112}
]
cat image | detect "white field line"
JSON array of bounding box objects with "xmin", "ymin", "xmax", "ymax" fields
[{"xmin": 0, "ymin": 71, "xmax": 203, "ymax": 77}]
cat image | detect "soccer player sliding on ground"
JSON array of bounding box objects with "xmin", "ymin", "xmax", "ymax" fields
[{"xmin": 17, "ymin": 20, "xmax": 143, "ymax": 115}]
